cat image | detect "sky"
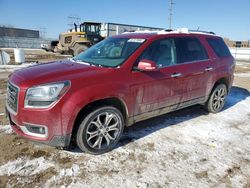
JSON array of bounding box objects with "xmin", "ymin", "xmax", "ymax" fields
[{"xmin": 0, "ymin": 0, "xmax": 249, "ymax": 41}]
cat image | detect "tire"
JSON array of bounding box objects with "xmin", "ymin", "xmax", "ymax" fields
[
  {"xmin": 76, "ymin": 106, "xmax": 124, "ymax": 154},
  {"xmin": 205, "ymin": 84, "xmax": 228, "ymax": 113},
  {"xmin": 73, "ymin": 44, "xmax": 88, "ymax": 56}
]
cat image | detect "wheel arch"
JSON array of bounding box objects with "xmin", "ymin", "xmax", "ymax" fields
[
  {"xmin": 70, "ymin": 97, "xmax": 129, "ymax": 143},
  {"xmin": 213, "ymin": 77, "xmax": 230, "ymax": 92}
]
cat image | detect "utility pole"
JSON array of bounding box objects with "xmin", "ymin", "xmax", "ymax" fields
[
  {"xmin": 168, "ymin": 0, "xmax": 174, "ymax": 29},
  {"xmin": 39, "ymin": 27, "xmax": 47, "ymax": 38}
]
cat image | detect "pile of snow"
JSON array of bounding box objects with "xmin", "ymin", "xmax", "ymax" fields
[
  {"xmin": 235, "ymin": 72, "xmax": 250, "ymax": 77},
  {"xmin": 0, "ymin": 125, "xmax": 12, "ymax": 134},
  {"xmin": 0, "ymin": 157, "xmax": 54, "ymax": 176},
  {"xmin": 0, "ymin": 63, "xmax": 37, "ymax": 73},
  {"xmin": 230, "ymin": 48, "xmax": 250, "ymax": 61}
]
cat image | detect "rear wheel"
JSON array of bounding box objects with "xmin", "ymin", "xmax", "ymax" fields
[
  {"xmin": 205, "ymin": 84, "xmax": 227, "ymax": 113},
  {"xmin": 76, "ymin": 106, "xmax": 124, "ymax": 154}
]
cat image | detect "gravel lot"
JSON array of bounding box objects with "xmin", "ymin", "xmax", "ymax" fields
[{"xmin": 0, "ymin": 60, "xmax": 249, "ymax": 188}]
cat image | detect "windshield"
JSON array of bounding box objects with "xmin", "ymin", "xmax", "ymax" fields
[
  {"xmin": 86, "ymin": 24, "xmax": 100, "ymax": 35},
  {"xmin": 74, "ymin": 37, "xmax": 145, "ymax": 67}
]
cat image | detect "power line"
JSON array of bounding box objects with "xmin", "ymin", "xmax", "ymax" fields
[
  {"xmin": 68, "ymin": 15, "xmax": 81, "ymax": 28},
  {"xmin": 168, "ymin": 0, "xmax": 174, "ymax": 29}
]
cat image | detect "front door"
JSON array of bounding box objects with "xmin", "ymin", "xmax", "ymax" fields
[{"xmin": 131, "ymin": 38, "xmax": 185, "ymax": 116}]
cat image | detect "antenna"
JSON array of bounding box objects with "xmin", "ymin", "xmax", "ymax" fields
[{"xmin": 168, "ymin": 0, "xmax": 174, "ymax": 29}]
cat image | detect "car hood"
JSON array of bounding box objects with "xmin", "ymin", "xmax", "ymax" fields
[{"xmin": 12, "ymin": 59, "xmax": 111, "ymax": 86}]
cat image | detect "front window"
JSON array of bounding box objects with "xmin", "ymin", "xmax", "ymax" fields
[
  {"xmin": 86, "ymin": 24, "xmax": 100, "ymax": 35},
  {"xmin": 80, "ymin": 23, "xmax": 100, "ymax": 35},
  {"xmin": 137, "ymin": 38, "xmax": 176, "ymax": 68},
  {"xmin": 74, "ymin": 37, "xmax": 145, "ymax": 67}
]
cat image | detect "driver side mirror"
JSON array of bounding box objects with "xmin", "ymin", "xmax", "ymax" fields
[{"xmin": 137, "ymin": 59, "xmax": 157, "ymax": 71}]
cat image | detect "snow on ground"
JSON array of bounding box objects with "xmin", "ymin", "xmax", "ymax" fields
[{"xmin": 0, "ymin": 85, "xmax": 249, "ymax": 187}]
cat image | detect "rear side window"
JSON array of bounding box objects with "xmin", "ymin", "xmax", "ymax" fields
[
  {"xmin": 206, "ymin": 38, "xmax": 231, "ymax": 57},
  {"xmin": 175, "ymin": 37, "xmax": 208, "ymax": 64}
]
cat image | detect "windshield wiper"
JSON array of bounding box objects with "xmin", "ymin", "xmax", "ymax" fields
[
  {"xmin": 73, "ymin": 58, "xmax": 113, "ymax": 68},
  {"xmin": 75, "ymin": 59, "xmax": 97, "ymax": 66}
]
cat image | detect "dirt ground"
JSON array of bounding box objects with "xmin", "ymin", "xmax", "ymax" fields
[
  {"xmin": 1, "ymin": 48, "xmax": 71, "ymax": 64},
  {"xmin": 0, "ymin": 59, "xmax": 250, "ymax": 188}
]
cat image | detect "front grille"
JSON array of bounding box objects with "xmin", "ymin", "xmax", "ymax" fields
[{"xmin": 7, "ymin": 82, "xmax": 19, "ymax": 113}]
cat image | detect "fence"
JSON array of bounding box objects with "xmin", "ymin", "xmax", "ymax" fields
[
  {"xmin": 0, "ymin": 36, "xmax": 52, "ymax": 49},
  {"xmin": 229, "ymin": 48, "xmax": 250, "ymax": 62}
]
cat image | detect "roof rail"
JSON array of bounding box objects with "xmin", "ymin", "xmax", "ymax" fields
[
  {"xmin": 189, "ymin": 30, "xmax": 215, "ymax": 35},
  {"xmin": 122, "ymin": 28, "xmax": 216, "ymax": 36},
  {"xmin": 164, "ymin": 29, "xmax": 173, "ymax": 32},
  {"xmin": 163, "ymin": 28, "xmax": 216, "ymax": 35}
]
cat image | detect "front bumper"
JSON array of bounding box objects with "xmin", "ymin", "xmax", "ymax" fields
[{"xmin": 6, "ymin": 102, "xmax": 71, "ymax": 147}]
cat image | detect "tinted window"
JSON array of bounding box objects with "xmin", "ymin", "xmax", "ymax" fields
[
  {"xmin": 207, "ymin": 38, "xmax": 231, "ymax": 57},
  {"xmin": 175, "ymin": 37, "xmax": 208, "ymax": 64},
  {"xmin": 138, "ymin": 38, "xmax": 176, "ymax": 68}
]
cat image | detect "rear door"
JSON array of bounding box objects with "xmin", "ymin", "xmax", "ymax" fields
[
  {"xmin": 173, "ymin": 36, "xmax": 214, "ymax": 102},
  {"xmin": 206, "ymin": 37, "xmax": 235, "ymax": 91}
]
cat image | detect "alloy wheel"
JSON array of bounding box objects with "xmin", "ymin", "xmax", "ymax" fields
[
  {"xmin": 85, "ymin": 111, "xmax": 122, "ymax": 150},
  {"xmin": 212, "ymin": 87, "xmax": 227, "ymax": 111}
]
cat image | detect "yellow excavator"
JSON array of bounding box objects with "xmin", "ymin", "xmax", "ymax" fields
[{"xmin": 48, "ymin": 22, "xmax": 104, "ymax": 56}]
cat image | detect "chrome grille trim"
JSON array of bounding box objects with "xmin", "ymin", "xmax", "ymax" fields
[{"xmin": 6, "ymin": 81, "xmax": 19, "ymax": 115}]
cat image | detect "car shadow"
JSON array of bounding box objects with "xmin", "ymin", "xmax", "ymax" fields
[
  {"xmin": 117, "ymin": 86, "xmax": 250, "ymax": 148},
  {"xmin": 68, "ymin": 86, "xmax": 249, "ymax": 153}
]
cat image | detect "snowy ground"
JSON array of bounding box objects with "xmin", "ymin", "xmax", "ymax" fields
[
  {"xmin": 0, "ymin": 61, "xmax": 250, "ymax": 187},
  {"xmin": 0, "ymin": 85, "xmax": 250, "ymax": 188}
]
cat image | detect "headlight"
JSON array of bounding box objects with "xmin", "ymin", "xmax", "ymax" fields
[{"xmin": 25, "ymin": 81, "xmax": 70, "ymax": 108}]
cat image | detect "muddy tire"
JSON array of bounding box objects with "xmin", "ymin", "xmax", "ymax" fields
[
  {"xmin": 205, "ymin": 84, "xmax": 228, "ymax": 113},
  {"xmin": 76, "ymin": 106, "xmax": 124, "ymax": 155},
  {"xmin": 73, "ymin": 44, "xmax": 88, "ymax": 56}
]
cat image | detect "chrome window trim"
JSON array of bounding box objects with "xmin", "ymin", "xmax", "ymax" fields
[{"xmin": 157, "ymin": 58, "xmax": 211, "ymax": 69}]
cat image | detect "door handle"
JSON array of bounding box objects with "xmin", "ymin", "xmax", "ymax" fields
[
  {"xmin": 205, "ymin": 67, "xmax": 213, "ymax": 71},
  {"xmin": 171, "ymin": 73, "xmax": 182, "ymax": 78}
]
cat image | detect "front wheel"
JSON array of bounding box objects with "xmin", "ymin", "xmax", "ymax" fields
[
  {"xmin": 76, "ymin": 106, "xmax": 124, "ymax": 154},
  {"xmin": 205, "ymin": 84, "xmax": 228, "ymax": 113},
  {"xmin": 73, "ymin": 44, "xmax": 88, "ymax": 56}
]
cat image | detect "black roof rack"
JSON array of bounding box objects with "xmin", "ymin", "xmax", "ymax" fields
[{"xmin": 189, "ymin": 30, "xmax": 215, "ymax": 35}]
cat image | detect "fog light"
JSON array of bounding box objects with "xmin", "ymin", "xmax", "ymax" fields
[
  {"xmin": 39, "ymin": 127, "xmax": 45, "ymax": 134},
  {"xmin": 25, "ymin": 124, "xmax": 46, "ymax": 135},
  {"xmin": 20, "ymin": 123, "xmax": 48, "ymax": 138},
  {"xmin": 26, "ymin": 125, "xmax": 45, "ymax": 134}
]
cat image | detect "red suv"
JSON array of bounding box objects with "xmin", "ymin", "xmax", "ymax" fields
[{"xmin": 6, "ymin": 29, "xmax": 235, "ymax": 154}]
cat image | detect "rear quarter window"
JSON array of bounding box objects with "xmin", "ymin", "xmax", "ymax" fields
[{"xmin": 206, "ymin": 38, "xmax": 231, "ymax": 57}]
